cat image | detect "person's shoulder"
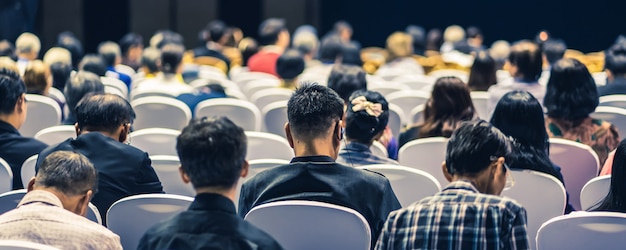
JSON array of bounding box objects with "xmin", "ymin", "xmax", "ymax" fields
[{"xmin": 237, "ymin": 219, "xmax": 284, "ymax": 249}]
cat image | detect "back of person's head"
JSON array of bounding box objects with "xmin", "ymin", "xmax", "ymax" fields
[
  {"xmin": 340, "ymin": 42, "xmax": 362, "ymax": 66},
  {"xmin": 425, "ymin": 29, "xmax": 443, "ymax": 52},
  {"xmin": 34, "ymin": 151, "xmax": 97, "ymax": 197},
  {"xmin": 43, "ymin": 47, "xmax": 72, "ymax": 66},
  {"xmin": 386, "ymin": 32, "xmax": 413, "ymax": 61},
  {"xmin": 258, "ymin": 18, "xmax": 287, "ymax": 46},
  {"xmin": 491, "ymin": 90, "xmax": 548, "ymax": 150},
  {"xmin": 333, "ymin": 20, "xmax": 353, "ymax": 42},
  {"xmin": 276, "ymin": 49, "xmax": 305, "ymax": 80},
  {"xmin": 443, "ymin": 25, "xmax": 465, "ymax": 43},
  {"xmin": 327, "ymin": 64, "xmax": 367, "ymax": 103},
  {"xmin": 97, "ymin": 41, "xmax": 121, "ymax": 67},
  {"xmin": 176, "ymin": 117, "xmax": 247, "ymax": 189},
  {"xmin": 49, "ymin": 62, "xmax": 72, "ymax": 90},
  {"xmin": 293, "ymin": 31, "xmax": 319, "ymax": 56},
  {"xmin": 345, "ymin": 90, "xmax": 389, "ymax": 145},
  {"xmin": 205, "ymin": 20, "xmax": 228, "ymax": 43},
  {"xmin": 489, "ymin": 40, "xmax": 511, "ymax": 69},
  {"xmin": 605, "ymin": 43, "xmax": 626, "ymax": 76},
  {"xmin": 0, "ymin": 40, "xmax": 16, "ymax": 61},
  {"xmin": 0, "ymin": 68, "xmax": 26, "ymax": 115},
  {"xmin": 15, "ymin": 32, "xmax": 40, "ymax": 56},
  {"xmin": 543, "ymin": 39, "xmax": 567, "ymax": 66},
  {"xmin": 64, "ymin": 71, "xmax": 105, "ymax": 113},
  {"xmin": 119, "ymin": 33, "xmax": 143, "ymax": 57},
  {"xmin": 287, "ymin": 83, "xmax": 344, "ymax": 140},
  {"xmin": 160, "ymin": 43, "xmax": 184, "ymax": 74},
  {"xmin": 0, "ymin": 57, "xmax": 18, "ymax": 74},
  {"xmin": 420, "ymin": 76, "xmax": 476, "ymax": 137},
  {"xmin": 23, "ymin": 60, "xmax": 50, "ymax": 95},
  {"xmin": 592, "ymin": 139, "xmax": 626, "ymax": 212},
  {"xmin": 445, "ymin": 120, "xmax": 512, "ymax": 176},
  {"xmin": 319, "ymin": 35, "xmax": 344, "ymax": 62},
  {"xmin": 150, "ymin": 30, "xmax": 184, "ymax": 49},
  {"xmin": 544, "ymin": 58, "xmax": 598, "ymax": 121},
  {"xmin": 56, "ymin": 31, "xmax": 83, "ymax": 69},
  {"xmin": 508, "ymin": 40, "xmax": 543, "ymax": 82},
  {"xmin": 140, "ymin": 47, "xmax": 161, "ymax": 74},
  {"xmin": 79, "ymin": 54, "xmax": 107, "ymax": 76},
  {"xmin": 75, "ymin": 94, "xmax": 135, "ymax": 134},
  {"xmin": 405, "ymin": 25, "xmax": 425, "ymax": 56},
  {"xmin": 466, "ymin": 26, "xmax": 482, "ymax": 39},
  {"xmin": 468, "ymin": 51, "xmax": 497, "ymax": 91},
  {"xmin": 238, "ymin": 37, "xmax": 259, "ymax": 67}
]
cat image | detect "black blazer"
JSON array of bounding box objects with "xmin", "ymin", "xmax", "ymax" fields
[{"xmin": 0, "ymin": 120, "xmax": 47, "ymax": 189}]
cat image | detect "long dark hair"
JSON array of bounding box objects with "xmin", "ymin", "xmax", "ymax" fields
[
  {"xmin": 418, "ymin": 77, "xmax": 476, "ymax": 138},
  {"xmin": 591, "ymin": 139, "xmax": 626, "ymax": 212},
  {"xmin": 544, "ymin": 58, "xmax": 598, "ymax": 124},
  {"xmin": 467, "ymin": 51, "xmax": 497, "ymax": 91}
]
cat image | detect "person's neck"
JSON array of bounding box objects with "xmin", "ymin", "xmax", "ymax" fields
[
  {"xmin": 292, "ymin": 137, "xmax": 339, "ymax": 159},
  {"xmin": 195, "ymin": 186, "xmax": 236, "ymax": 202},
  {"xmin": 33, "ymin": 187, "xmax": 83, "ymax": 215},
  {"xmin": 207, "ymin": 41, "xmax": 222, "ymax": 51},
  {"xmin": 450, "ymin": 172, "xmax": 493, "ymax": 194},
  {"xmin": 79, "ymin": 130, "xmax": 118, "ymax": 141},
  {"xmin": 0, "ymin": 115, "xmax": 21, "ymax": 130}
]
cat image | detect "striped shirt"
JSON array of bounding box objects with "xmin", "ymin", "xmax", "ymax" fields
[{"xmin": 375, "ymin": 181, "xmax": 529, "ymax": 250}]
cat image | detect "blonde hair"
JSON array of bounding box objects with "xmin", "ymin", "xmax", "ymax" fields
[
  {"xmin": 23, "ymin": 60, "xmax": 50, "ymax": 95},
  {"xmin": 386, "ymin": 32, "xmax": 413, "ymax": 60},
  {"xmin": 443, "ymin": 25, "xmax": 465, "ymax": 43},
  {"xmin": 0, "ymin": 57, "xmax": 19, "ymax": 74},
  {"xmin": 16, "ymin": 32, "xmax": 41, "ymax": 54},
  {"xmin": 43, "ymin": 47, "xmax": 72, "ymax": 66}
]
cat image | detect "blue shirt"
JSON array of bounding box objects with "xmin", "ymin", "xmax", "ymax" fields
[{"xmin": 337, "ymin": 142, "xmax": 399, "ymax": 167}]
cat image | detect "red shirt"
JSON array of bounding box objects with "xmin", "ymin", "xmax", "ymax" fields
[{"xmin": 247, "ymin": 47, "xmax": 283, "ymax": 77}]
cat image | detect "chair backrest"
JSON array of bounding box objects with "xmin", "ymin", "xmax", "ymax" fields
[
  {"xmin": 129, "ymin": 128, "xmax": 180, "ymax": 156},
  {"xmin": 106, "ymin": 194, "xmax": 194, "ymax": 250},
  {"xmin": 591, "ymin": 106, "xmax": 626, "ymax": 136},
  {"xmin": 0, "ymin": 158, "xmax": 12, "ymax": 193},
  {"xmin": 592, "ymin": 71, "xmax": 607, "ymax": 86},
  {"xmin": 244, "ymin": 200, "xmax": 371, "ymax": 250},
  {"xmin": 47, "ymin": 87, "xmax": 66, "ymax": 104},
  {"xmin": 20, "ymin": 155, "xmax": 37, "ymax": 187},
  {"xmin": 262, "ymin": 100, "xmax": 288, "ymax": 137},
  {"xmin": 398, "ymin": 137, "xmax": 449, "ymax": 186},
  {"xmin": 149, "ymin": 155, "xmax": 195, "ymax": 197},
  {"xmin": 598, "ymin": 94, "xmax": 626, "ymax": 109},
  {"xmin": 501, "ymin": 169, "xmax": 566, "ymax": 250},
  {"xmin": 195, "ymin": 98, "xmax": 261, "ymax": 131},
  {"xmin": 242, "ymin": 79, "xmax": 282, "ymax": 99},
  {"xmin": 245, "ymin": 131, "xmax": 294, "ymax": 160},
  {"xmin": 387, "ymin": 103, "xmax": 405, "ymax": 137},
  {"xmin": 580, "ymin": 175, "xmax": 611, "ymax": 211},
  {"xmin": 129, "ymin": 88, "xmax": 177, "ymax": 100},
  {"xmin": 115, "ymin": 64, "xmax": 137, "ymax": 77},
  {"xmin": 392, "ymin": 74, "xmax": 436, "ymax": 90},
  {"xmin": 33, "ymin": 125, "xmax": 76, "ymax": 145},
  {"xmin": 87, "ymin": 203, "xmax": 103, "ymax": 225},
  {"xmin": 470, "ymin": 91, "xmax": 490, "ymax": 120},
  {"xmin": 428, "ymin": 69, "xmax": 469, "ymax": 82},
  {"xmin": 194, "ymin": 56, "xmax": 228, "ymax": 73},
  {"xmin": 357, "ymin": 165, "xmax": 440, "ymax": 207},
  {"xmin": 371, "ymin": 141, "xmax": 389, "ymax": 158},
  {"xmin": 188, "ymin": 78, "xmax": 241, "ymax": 92},
  {"xmin": 101, "ymin": 76, "xmax": 129, "ymax": 98},
  {"xmin": 19, "ymin": 95, "xmax": 62, "ymax": 137},
  {"xmin": 549, "ymin": 138, "xmax": 600, "ymax": 211},
  {"xmin": 0, "ymin": 240, "xmax": 60, "ymax": 250},
  {"xmin": 387, "ymin": 90, "xmax": 430, "ymax": 123},
  {"xmin": 248, "ymin": 159, "xmax": 290, "ymax": 179},
  {"xmin": 410, "ymin": 104, "xmax": 425, "ymax": 124},
  {"xmin": 104, "ymin": 85, "xmax": 127, "ymax": 99},
  {"xmin": 369, "ymin": 84, "xmax": 411, "ymax": 96},
  {"xmin": 231, "ymin": 71, "xmax": 279, "ymax": 85},
  {"xmin": 131, "ymin": 96, "xmax": 192, "ymax": 130},
  {"xmin": 536, "ymin": 212, "xmax": 626, "ymax": 250},
  {"xmin": 249, "ymin": 88, "xmax": 293, "ymax": 112}
]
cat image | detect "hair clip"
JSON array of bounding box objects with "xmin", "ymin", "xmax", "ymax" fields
[{"xmin": 351, "ymin": 96, "xmax": 383, "ymax": 117}]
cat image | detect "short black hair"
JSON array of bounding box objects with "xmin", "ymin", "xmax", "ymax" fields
[
  {"xmin": 206, "ymin": 20, "xmax": 227, "ymax": 43},
  {"xmin": 276, "ymin": 49, "xmax": 305, "ymax": 80},
  {"xmin": 160, "ymin": 43, "xmax": 184, "ymax": 74},
  {"xmin": 56, "ymin": 31, "xmax": 83, "ymax": 69},
  {"xmin": 543, "ymin": 39, "xmax": 567, "ymax": 65},
  {"xmin": 50, "ymin": 62, "xmax": 72, "ymax": 90},
  {"xmin": 258, "ymin": 18, "xmax": 286, "ymax": 46},
  {"xmin": 0, "ymin": 68, "xmax": 25, "ymax": 115},
  {"xmin": 341, "ymin": 42, "xmax": 363, "ymax": 66},
  {"xmin": 508, "ymin": 40, "xmax": 543, "ymax": 82},
  {"xmin": 406, "ymin": 25, "xmax": 425, "ymax": 56},
  {"xmin": 287, "ymin": 83, "xmax": 344, "ymax": 140},
  {"xmin": 445, "ymin": 120, "xmax": 512, "ymax": 175},
  {"xmin": 544, "ymin": 58, "xmax": 598, "ymax": 121},
  {"xmin": 327, "ymin": 65, "xmax": 367, "ymax": 103},
  {"xmin": 466, "ymin": 26, "xmax": 482, "ymax": 39},
  {"xmin": 141, "ymin": 47, "xmax": 161, "ymax": 74},
  {"xmin": 605, "ymin": 43, "xmax": 626, "ymax": 76},
  {"xmin": 119, "ymin": 33, "xmax": 143, "ymax": 56},
  {"xmin": 97, "ymin": 41, "xmax": 121, "ymax": 67},
  {"xmin": 75, "ymin": 94, "xmax": 136, "ymax": 133},
  {"xmin": 36, "ymin": 151, "xmax": 98, "ymax": 196},
  {"xmin": 176, "ymin": 117, "xmax": 246, "ymax": 189},
  {"xmin": 79, "ymin": 54, "xmax": 107, "ymax": 76},
  {"xmin": 0, "ymin": 39, "xmax": 16, "ymax": 60},
  {"xmin": 318, "ymin": 35, "xmax": 344, "ymax": 62},
  {"xmin": 152, "ymin": 30, "xmax": 185, "ymax": 49},
  {"xmin": 64, "ymin": 71, "xmax": 105, "ymax": 114},
  {"xmin": 345, "ymin": 90, "xmax": 389, "ymax": 144}
]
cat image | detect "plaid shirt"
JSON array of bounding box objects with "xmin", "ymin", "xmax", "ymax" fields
[{"xmin": 375, "ymin": 181, "xmax": 529, "ymax": 250}]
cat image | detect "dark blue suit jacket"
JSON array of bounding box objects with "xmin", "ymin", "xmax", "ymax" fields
[{"xmin": 0, "ymin": 120, "xmax": 47, "ymax": 189}]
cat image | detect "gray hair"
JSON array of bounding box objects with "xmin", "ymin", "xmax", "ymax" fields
[{"xmin": 36, "ymin": 151, "xmax": 98, "ymax": 196}]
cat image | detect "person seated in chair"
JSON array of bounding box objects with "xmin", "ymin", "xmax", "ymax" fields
[
  {"xmin": 193, "ymin": 20, "xmax": 232, "ymax": 73},
  {"xmin": 98, "ymin": 41, "xmax": 132, "ymax": 89},
  {"xmin": 247, "ymin": 18, "xmax": 290, "ymax": 77},
  {"xmin": 598, "ymin": 42, "xmax": 626, "ymax": 96}
]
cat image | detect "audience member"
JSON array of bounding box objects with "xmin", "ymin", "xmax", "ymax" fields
[
  {"xmin": 542, "ymin": 39, "xmax": 567, "ymax": 70},
  {"xmin": 238, "ymin": 83, "xmax": 401, "ymax": 247},
  {"xmin": 405, "ymin": 25, "xmax": 426, "ymax": 56},
  {"xmin": 598, "ymin": 43, "xmax": 626, "ymax": 96},
  {"xmin": 79, "ymin": 54, "xmax": 108, "ymax": 77},
  {"xmin": 43, "ymin": 47, "xmax": 73, "ymax": 90},
  {"xmin": 467, "ymin": 51, "xmax": 497, "ymax": 91},
  {"xmin": 488, "ymin": 40, "xmax": 544, "ymax": 112},
  {"xmin": 43, "ymin": 47, "xmax": 72, "ymax": 67},
  {"xmin": 337, "ymin": 90, "xmax": 398, "ymax": 166},
  {"xmin": 275, "ymin": 49, "xmax": 305, "ymax": 90},
  {"xmin": 340, "ymin": 42, "xmax": 363, "ymax": 66},
  {"xmin": 150, "ymin": 30, "xmax": 185, "ymax": 49},
  {"xmin": 466, "ymin": 26, "xmax": 485, "ymax": 52},
  {"xmin": 590, "ymin": 139, "xmax": 626, "ymax": 212},
  {"xmin": 23, "ymin": 60, "xmax": 51, "ymax": 95},
  {"xmin": 0, "ymin": 39, "xmax": 16, "ymax": 60},
  {"xmin": 424, "ymin": 28, "xmax": 443, "ymax": 56},
  {"xmin": 133, "ymin": 43, "xmax": 192, "ymax": 96},
  {"xmin": 176, "ymin": 83, "xmax": 227, "ymax": 113},
  {"xmin": 490, "ymin": 90, "xmax": 574, "ymax": 213},
  {"xmin": 36, "ymin": 94, "xmax": 164, "ymax": 223},
  {"xmin": 0, "ymin": 151, "xmax": 122, "ymax": 249},
  {"xmin": 238, "ymin": 37, "xmax": 259, "ymax": 67},
  {"xmin": 292, "ymin": 29, "xmax": 320, "ymax": 68},
  {"xmin": 63, "ymin": 71, "xmax": 105, "ymax": 125},
  {"xmin": 399, "ymin": 77, "xmax": 476, "ymax": 147},
  {"xmin": 0, "ymin": 68, "xmax": 47, "ymax": 189},
  {"xmin": 138, "ymin": 47, "xmax": 161, "ymax": 79},
  {"xmin": 98, "ymin": 41, "xmax": 132, "ymax": 88},
  {"xmin": 15, "ymin": 32, "xmax": 40, "ymax": 76},
  {"xmin": 327, "ymin": 64, "xmax": 367, "ymax": 104},
  {"xmin": 119, "ymin": 32, "xmax": 144, "ymax": 71},
  {"xmin": 544, "ymin": 58, "xmax": 620, "ymax": 165},
  {"xmin": 375, "ymin": 120, "xmax": 529, "ymax": 249},
  {"xmin": 193, "ymin": 20, "xmax": 231, "ymax": 72},
  {"xmin": 489, "ymin": 40, "xmax": 511, "ymax": 70},
  {"xmin": 138, "ymin": 117, "xmax": 282, "ymax": 250},
  {"xmin": 0, "ymin": 57, "xmax": 18, "ymax": 73},
  {"xmin": 298, "ymin": 35, "xmax": 343, "ymax": 82},
  {"xmin": 440, "ymin": 25, "xmax": 465, "ymax": 53},
  {"xmin": 247, "ymin": 18, "xmax": 290, "ymax": 76},
  {"xmin": 375, "ymin": 32, "xmax": 424, "ymax": 78},
  {"xmin": 56, "ymin": 31, "xmax": 83, "ymax": 70}
]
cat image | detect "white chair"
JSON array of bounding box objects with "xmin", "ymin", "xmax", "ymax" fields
[
  {"xmin": 470, "ymin": 91, "xmax": 490, "ymax": 120},
  {"xmin": 536, "ymin": 212, "xmax": 626, "ymax": 250},
  {"xmin": 428, "ymin": 69, "xmax": 469, "ymax": 82},
  {"xmin": 224, "ymin": 88, "xmax": 248, "ymax": 100},
  {"xmin": 188, "ymin": 77, "xmax": 240, "ymax": 92},
  {"xmin": 371, "ymin": 141, "xmax": 389, "ymax": 158},
  {"xmin": 248, "ymin": 159, "xmax": 290, "ymax": 179},
  {"xmin": 242, "ymin": 79, "xmax": 281, "ymax": 99},
  {"xmin": 101, "ymin": 76, "xmax": 129, "ymax": 99},
  {"xmin": 245, "ymin": 131, "xmax": 294, "ymax": 161},
  {"xmin": 129, "ymin": 88, "xmax": 178, "ymax": 100},
  {"xmin": 231, "ymin": 71, "xmax": 279, "ymax": 85},
  {"xmin": 549, "ymin": 138, "xmax": 600, "ymax": 211},
  {"xmin": 369, "ymin": 84, "xmax": 411, "ymax": 96},
  {"xmin": 33, "ymin": 125, "xmax": 76, "ymax": 145},
  {"xmin": 104, "ymin": 85, "xmax": 126, "ymax": 99},
  {"xmin": 107, "ymin": 194, "xmax": 194, "ymax": 250},
  {"xmin": 19, "ymin": 95, "xmax": 62, "ymax": 137},
  {"xmin": 244, "ymin": 200, "xmax": 371, "ymax": 250},
  {"xmin": 398, "ymin": 137, "xmax": 448, "ymax": 186},
  {"xmin": 387, "ymin": 90, "xmax": 430, "ymax": 122},
  {"xmin": 598, "ymin": 94, "xmax": 626, "ymax": 109},
  {"xmin": 592, "ymin": 71, "xmax": 607, "ymax": 86},
  {"xmin": 0, "ymin": 158, "xmax": 12, "ymax": 193},
  {"xmin": 262, "ymin": 100, "xmax": 288, "ymax": 137},
  {"xmin": 580, "ymin": 175, "xmax": 611, "ymax": 211},
  {"xmin": 392, "ymin": 74, "xmax": 436, "ymax": 90},
  {"xmin": 47, "ymin": 87, "xmax": 66, "ymax": 105},
  {"xmin": 410, "ymin": 104, "xmax": 425, "ymax": 124},
  {"xmin": 501, "ymin": 170, "xmax": 566, "ymax": 250},
  {"xmin": 129, "ymin": 128, "xmax": 180, "ymax": 156},
  {"xmin": 20, "ymin": 155, "xmax": 37, "ymax": 188},
  {"xmin": 195, "ymin": 98, "xmax": 261, "ymax": 132},
  {"xmin": 591, "ymin": 106, "xmax": 626, "ymax": 135},
  {"xmin": 387, "ymin": 103, "xmax": 405, "ymax": 137},
  {"xmin": 115, "ymin": 64, "xmax": 137, "ymax": 77},
  {"xmin": 149, "ymin": 155, "xmax": 195, "ymax": 197},
  {"xmin": 0, "ymin": 240, "xmax": 60, "ymax": 250},
  {"xmin": 357, "ymin": 165, "xmax": 440, "ymax": 207},
  {"xmin": 131, "ymin": 96, "xmax": 192, "ymax": 131},
  {"xmin": 249, "ymin": 88, "xmax": 293, "ymax": 112}
]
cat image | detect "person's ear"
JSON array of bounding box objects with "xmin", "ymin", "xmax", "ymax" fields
[
  {"xmin": 285, "ymin": 123, "xmax": 294, "ymax": 149},
  {"xmin": 179, "ymin": 166, "xmax": 191, "ymax": 184},
  {"xmin": 240, "ymin": 160, "xmax": 249, "ymax": 178},
  {"xmin": 15, "ymin": 94, "xmax": 25, "ymax": 114},
  {"xmin": 77, "ymin": 190, "xmax": 92, "ymax": 216},
  {"xmin": 118, "ymin": 123, "xmax": 130, "ymax": 143},
  {"xmin": 606, "ymin": 69, "xmax": 614, "ymax": 82},
  {"xmin": 442, "ymin": 161, "xmax": 453, "ymax": 183},
  {"xmin": 26, "ymin": 177, "xmax": 36, "ymax": 192},
  {"xmin": 74, "ymin": 123, "xmax": 81, "ymax": 136},
  {"xmin": 335, "ymin": 121, "xmax": 343, "ymax": 141}
]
